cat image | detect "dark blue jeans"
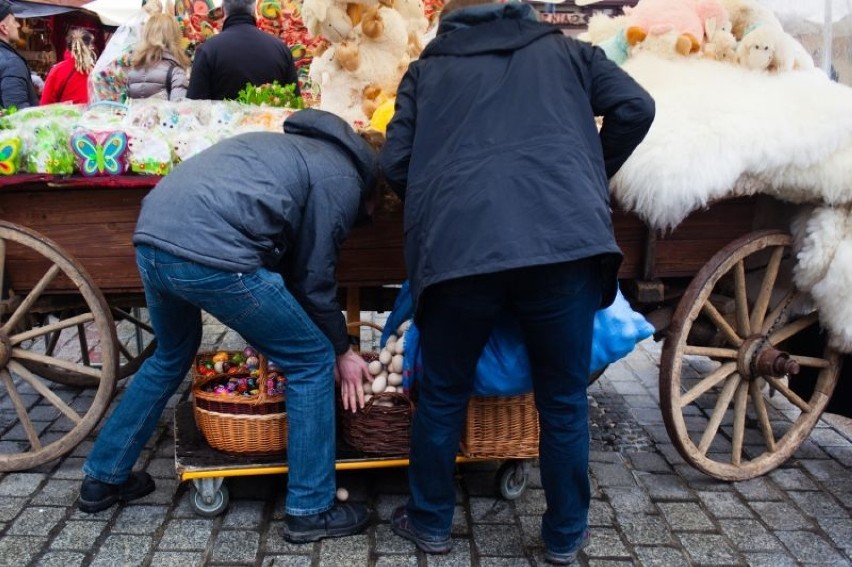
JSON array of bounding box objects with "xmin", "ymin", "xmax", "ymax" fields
[{"xmin": 407, "ymin": 259, "xmax": 601, "ymax": 554}]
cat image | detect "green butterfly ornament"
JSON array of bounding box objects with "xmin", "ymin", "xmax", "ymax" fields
[
  {"xmin": 71, "ymin": 130, "xmax": 129, "ymax": 176},
  {"xmin": 0, "ymin": 137, "xmax": 22, "ymax": 175}
]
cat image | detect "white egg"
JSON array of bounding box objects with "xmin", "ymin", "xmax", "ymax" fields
[
  {"xmin": 371, "ymin": 374, "xmax": 387, "ymax": 394},
  {"xmin": 394, "ymin": 337, "xmax": 406, "ymax": 354},
  {"xmin": 397, "ymin": 323, "xmax": 408, "ymax": 336},
  {"xmin": 379, "ymin": 349, "xmax": 392, "ymax": 365},
  {"xmin": 336, "ymin": 487, "xmax": 349, "ymax": 501},
  {"xmin": 387, "ymin": 372, "xmax": 403, "ymax": 386},
  {"xmin": 386, "ymin": 334, "xmax": 398, "ymax": 346},
  {"xmin": 384, "ymin": 385, "xmax": 396, "ymax": 393},
  {"xmin": 368, "ymin": 360, "xmax": 383, "ymax": 375},
  {"xmin": 364, "ymin": 394, "xmax": 373, "ymax": 402},
  {"xmin": 391, "ymin": 354, "xmax": 404, "ymax": 374}
]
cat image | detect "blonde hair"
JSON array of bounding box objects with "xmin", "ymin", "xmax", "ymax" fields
[
  {"xmin": 67, "ymin": 28, "xmax": 96, "ymax": 74},
  {"xmin": 131, "ymin": 13, "xmax": 190, "ymax": 69}
]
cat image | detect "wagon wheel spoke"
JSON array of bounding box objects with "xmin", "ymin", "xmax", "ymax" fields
[
  {"xmin": 749, "ymin": 380, "xmax": 776, "ymax": 453},
  {"xmin": 11, "ymin": 348, "xmax": 104, "ymax": 380},
  {"xmin": 698, "ymin": 373, "xmax": 741, "ymax": 456},
  {"xmin": 0, "ymin": 368, "xmax": 42, "ymax": 451},
  {"xmin": 683, "ymin": 346, "xmax": 738, "ymax": 359},
  {"xmin": 769, "ymin": 312, "xmax": 819, "ymax": 344},
  {"xmin": 680, "ymin": 361, "xmax": 736, "ymax": 407},
  {"xmin": 7, "ymin": 360, "xmax": 83, "ymax": 424},
  {"xmin": 749, "ymin": 245, "xmax": 784, "ymax": 332},
  {"xmin": 789, "ymin": 355, "xmax": 832, "ymax": 369},
  {"xmin": 0, "ymin": 239, "xmax": 5, "ymax": 302},
  {"xmin": 733, "ymin": 260, "xmax": 750, "ymax": 336},
  {"xmin": 731, "ymin": 380, "xmax": 749, "ymax": 465},
  {"xmin": 701, "ymin": 300, "xmax": 743, "ymax": 346},
  {"xmin": 10, "ymin": 312, "xmax": 95, "ymax": 345},
  {"xmin": 111, "ymin": 307, "xmax": 153, "ymax": 335},
  {"xmin": 2, "ymin": 264, "xmax": 61, "ymax": 334},
  {"xmin": 762, "ymin": 375, "xmax": 811, "ymax": 413},
  {"xmin": 760, "ymin": 289, "xmax": 796, "ymax": 335}
]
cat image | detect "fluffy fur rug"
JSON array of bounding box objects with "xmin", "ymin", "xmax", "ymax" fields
[{"xmin": 610, "ymin": 53, "xmax": 852, "ymax": 352}]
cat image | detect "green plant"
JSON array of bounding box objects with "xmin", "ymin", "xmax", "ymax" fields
[{"xmin": 233, "ymin": 81, "xmax": 304, "ymax": 109}]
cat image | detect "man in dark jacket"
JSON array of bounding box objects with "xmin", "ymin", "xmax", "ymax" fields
[
  {"xmin": 379, "ymin": 0, "xmax": 654, "ymax": 563},
  {"xmin": 78, "ymin": 109, "xmax": 376, "ymax": 544},
  {"xmin": 187, "ymin": 0, "xmax": 299, "ymax": 100},
  {"xmin": 0, "ymin": 0, "xmax": 39, "ymax": 109}
]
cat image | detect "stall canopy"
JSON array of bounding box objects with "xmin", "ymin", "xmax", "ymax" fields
[
  {"xmin": 81, "ymin": 0, "xmax": 223, "ymax": 26},
  {"xmin": 10, "ymin": 0, "xmax": 88, "ymax": 18}
]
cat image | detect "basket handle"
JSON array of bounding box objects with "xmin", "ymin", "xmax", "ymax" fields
[
  {"xmin": 346, "ymin": 320, "xmax": 385, "ymax": 352},
  {"xmin": 361, "ymin": 391, "xmax": 414, "ymax": 414}
]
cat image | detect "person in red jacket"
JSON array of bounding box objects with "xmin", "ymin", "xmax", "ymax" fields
[{"xmin": 40, "ymin": 28, "xmax": 96, "ymax": 105}]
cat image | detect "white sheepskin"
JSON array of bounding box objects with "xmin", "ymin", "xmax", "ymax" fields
[
  {"xmin": 610, "ymin": 53, "xmax": 852, "ymax": 352},
  {"xmin": 612, "ymin": 53, "xmax": 852, "ymax": 230}
]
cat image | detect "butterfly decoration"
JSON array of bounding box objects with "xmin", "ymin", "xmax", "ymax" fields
[
  {"xmin": 70, "ymin": 130, "xmax": 129, "ymax": 177},
  {"xmin": 0, "ymin": 137, "xmax": 22, "ymax": 175}
]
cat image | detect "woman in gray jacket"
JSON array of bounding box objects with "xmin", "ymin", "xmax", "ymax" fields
[{"xmin": 127, "ymin": 13, "xmax": 189, "ymax": 101}]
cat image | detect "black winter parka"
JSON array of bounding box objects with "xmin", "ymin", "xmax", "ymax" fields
[
  {"xmin": 380, "ymin": 3, "xmax": 655, "ymax": 316},
  {"xmin": 186, "ymin": 13, "xmax": 299, "ymax": 101}
]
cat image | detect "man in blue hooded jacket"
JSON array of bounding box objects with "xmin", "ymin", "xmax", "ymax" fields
[
  {"xmin": 380, "ymin": 0, "xmax": 655, "ymax": 563},
  {"xmin": 78, "ymin": 109, "xmax": 377, "ymax": 544}
]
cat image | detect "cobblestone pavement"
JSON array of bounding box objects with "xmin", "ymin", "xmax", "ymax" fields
[{"xmin": 0, "ymin": 314, "xmax": 850, "ymax": 567}]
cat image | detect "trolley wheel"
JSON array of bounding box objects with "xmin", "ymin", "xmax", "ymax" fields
[
  {"xmin": 0, "ymin": 221, "xmax": 117, "ymax": 472},
  {"xmin": 21, "ymin": 303, "xmax": 156, "ymax": 388},
  {"xmin": 190, "ymin": 480, "xmax": 230, "ymax": 517},
  {"xmin": 496, "ymin": 460, "xmax": 529, "ymax": 500},
  {"xmin": 660, "ymin": 230, "xmax": 841, "ymax": 481}
]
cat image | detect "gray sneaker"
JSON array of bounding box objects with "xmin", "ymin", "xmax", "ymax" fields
[
  {"xmin": 391, "ymin": 506, "xmax": 452, "ymax": 554},
  {"xmin": 544, "ymin": 529, "xmax": 590, "ymax": 565}
]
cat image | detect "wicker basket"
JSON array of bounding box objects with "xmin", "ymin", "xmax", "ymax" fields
[
  {"xmin": 460, "ymin": 393, "xmax": 539, "ymax": 459},
  {"xmin": 192, "ymin": 353, "xmax": 287, "ymax": 456}
]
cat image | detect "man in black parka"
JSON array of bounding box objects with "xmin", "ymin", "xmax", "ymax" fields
[
  {"xmin": 379, "ymin": 0, "xmax": 655, "ymax": 563},
  {"xmin": 0, "ymin": 0, "xmax": 38, "ymax": 109},
  {"xmin": 186, "ymin": 0, "xmax": 299, "ymax": 100}
]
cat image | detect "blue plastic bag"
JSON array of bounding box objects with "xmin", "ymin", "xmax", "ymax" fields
[{"xmin": 383, "ymin": 282, "xmax": 654, "ymax": 396}]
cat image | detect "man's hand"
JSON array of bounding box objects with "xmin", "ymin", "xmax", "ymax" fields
[{"xmin": 335, "ymin": 348, "xmax": 373, "ymax": 412}]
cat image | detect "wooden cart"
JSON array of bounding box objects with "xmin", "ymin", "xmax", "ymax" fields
[{"xmin": 0, "ymin": 175, "xmax": 842, "ymax": 481}]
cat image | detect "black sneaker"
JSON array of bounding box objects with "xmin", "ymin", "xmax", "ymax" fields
[
  {"xmin": 544, "ymin": 529, "xmax": 590, "ymax": 565},
  {"xmin": 282, "ymin": 502, "xmax": 370, "ymax": 543},
  {"xmin": 78, "ymin": 471, "xmax": 156, "ymax": 514},
  {"xmin": 391, "ymin": 506, "xmax": 452, "ymax": 554}
]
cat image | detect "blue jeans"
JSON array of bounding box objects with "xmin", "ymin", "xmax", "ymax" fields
[
  {"xmin": 83, "ymin": 244, "xmax": 337, "ymax": 516},
  {"xmin": 407, "ymin": 259, "xmax": 601, "ymax": 554}
]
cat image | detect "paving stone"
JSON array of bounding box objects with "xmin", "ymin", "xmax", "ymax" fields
[
  {"xmin": 718, "ymin": 519, "xmax": 783, "ymax": 552},
  {"xmin": 676, "ymin": 533, "xmax": 741, "ymax": 565},
  {"xmin": 636, "ymin": 472, "xmax": 694, "ymax": 501},
  {"xmin": 30, "ymin": 479, "xmax": 80, "ymax": 506},
  {"xmin": 7, "ymin": 506, "xmax": 65, "ymax": 536},
  {"xmin": 89, "ymin": 535, "xmax": 153, "ymax": 567},
  {"xmin": 818, "ymin": 517, "xmax": 852, "ymax": 551},
  {"xmin": 633, "ymin": 545, "xmax": 690, "ymax": 567},
  {"xmin": 775, "ymin": 530, "xmax": 849, "ymax": 565},
  {"xmin": 733, "ymin": 477, "xmax": 785, "ymax": 501},
  {"xmin": 51, "ymin": 520, "xmax": 107, "ymax": 550},
  {"xmin": 808, "ymin": 427, "xmax": 852, "ymax": 447},
  {"xmin": 425, "ymin": 540, "xmax": 472, "ymax": 566},
  {"xmin": 373, "ymin": 523, "xmax": 415, "ymax": 554},
  {"xmin": 373, "ymin": 556, "xmax": 418, "ymax": 567},
  {"xmin": 472, "ymin": 524, "xmax": 525, "ymax": 556},
  {"xmin": 741, "ymin": 552, "xmax": 798, "ymax": 566},
  {"xmin": 112, "ymin": 505, "xmax": 168, "ymax": 535},
  {"xmin": 696, "ymin": 491, "xmax": 753, "ymax": 518},
  {"xmin": 602, "ymin": 487, "xmax": 655, "ymax": 516},
  {"xmin": 0, "ymin": 497, "xmax": 26, "ymax": 522},
  {"xmin": 616, "ymin": 515, "xmax": 674, "ymax": 546},
  {"xmin": 767, "ymin": 468, "xmax": 819, "ymax": 491},
  {"xmin": 221, "ymin": 499, "xmax": 266, "ymax": 528},
  {"xmin": 316, "ymin": 533, "xmax": 370, "ymax": 566},
  {"xmin": 627, "ymin": 452, "xmax": 672, "ymax": 473},
  {"xmin": 588, "ymin": 498, "xmax": 615, "ymax": 527},
  {"xmin": 584, "ymin": 527, "xmax": 631, "ymax": 559},
  {"xmin": 509, "ymin": 490, "xmax": 546, "ymax": 516},
  {"xmin": 33, "ymin": 550, "xmax": 86, "ymax": 567},
  {"xmin": 799, "ymin": 458, "xmax": 848, "ymax": 481},
  {"xmin": 210, "ymin": 529, "xmax": 261, "ymax": 564},
  {"xmin": 477, "ymin": 558, "xmax": 532, "ymax": 567},
  {"xmin": 148, "ymin": 551, "xmax": 207, "ymax": 567},
  {"xmin": 0, "ymin": 473, "xmax": 46, "ymax": 496},
  {"xmin": 589, "ymin": 462, "xmax": 636, "ymax": 488},
  {"xmin": 262, "ymin": 520, "xmax": 314, "ymax": 555},
  {"xmin": 748, "ymin": 501, "xmax": 815, "ymax": 530},
  {"xmin": 788, "ymin": 490, "xmax": 849, "ymax": 519},
  {"xmin": 823, "ymin": 445, "xmax": 852, "ymax": 467},
  {"xmin": 0, "ymin": 536, "xmax": 44, "ymax": 567},
  {"xmin": 656, "ymin": 502, "xmax": 715, "ymax": 531},
  {"xmin": 517, "ymin": 514, "xmax": 543, "ymax": 547},
  {"xmin": 157, "ymin": 518, "xmax": 215, "ymax": 550}
]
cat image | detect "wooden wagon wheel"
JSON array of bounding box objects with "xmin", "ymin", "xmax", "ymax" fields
[
  {"xmin": 660, "ymin": 230, "xmax": 841, "ymax": 481},
  {"xmin": 21, "ymin": 303, "xmax": 155, "ymax": 388},
  {"xmin": 0, "ymin": 221, "xmax": 117, "ymax": 472}
]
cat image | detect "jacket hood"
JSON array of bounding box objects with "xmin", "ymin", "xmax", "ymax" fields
[
  {"xmin": 284, "ymin": 108, "xmax": 379, "ymax": 210},
  {"xmin": 423, "ymin": 2, "xmax": 559, "ymax": 57}
]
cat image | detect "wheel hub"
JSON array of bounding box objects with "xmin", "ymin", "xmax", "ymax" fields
[{"xmin": 737, "ymin": 335, "xmax": 800, "ymax": 381}]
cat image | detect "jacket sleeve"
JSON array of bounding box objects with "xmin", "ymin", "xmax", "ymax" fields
[
  {"xmin": 1, "ymin": 62, "xmax": 34, "ymax": 109},
  {"xmin": 170, "ymin": 66, "xmax": 189, "ymax": 101},
  {"xmin": 285, "ymin": 176, "xmax": 361, "ymax": 355},
  {"xmin": 40, "ymin": 65, "xmax": 61, "ymax": 105},
  {"xmin": 583, "ymin": 44, "xmax": 655, "ymax": 179},
  {"xmin": 378, "ymin": 66, "xmax": 418, "ymax": 200},
  {"xmin": 186, "ymin": 48, "xmax": 211, "ymax": 100}
]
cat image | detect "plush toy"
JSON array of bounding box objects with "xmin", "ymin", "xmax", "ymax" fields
[
  {"xmin": 736, "ymin": 24, "xmax": 815, "ymax": 72},
  {"xmin": 624, "ymin": 0, "xmax": 730, "ymax": 58},
  {"xmin": 701, "ymin": 16, "xmax": 736, "ymax": 62}
]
